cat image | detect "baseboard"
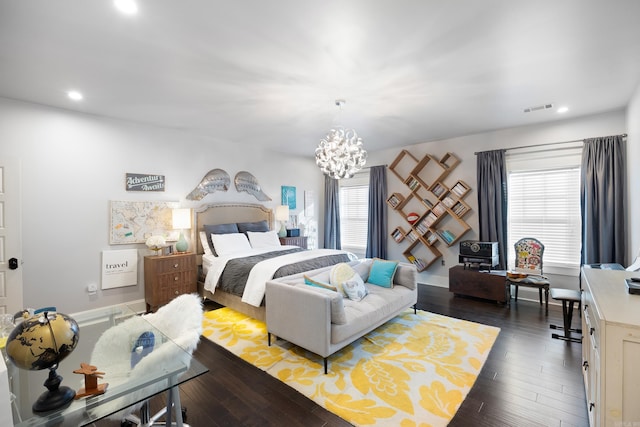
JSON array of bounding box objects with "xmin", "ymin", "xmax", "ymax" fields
[{"xmin": 70, "ymin": 298, "xmax": 147, "ymax": 318}]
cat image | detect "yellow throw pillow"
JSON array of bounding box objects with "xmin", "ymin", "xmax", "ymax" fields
[{"xmin": 330, "ymin": 263, "xmax": 357, "ymax": 296}]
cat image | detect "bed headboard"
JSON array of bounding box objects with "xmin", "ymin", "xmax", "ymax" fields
[{"xmin": 194, "ymin": 203, "xmax": 273, "ymax": 260}]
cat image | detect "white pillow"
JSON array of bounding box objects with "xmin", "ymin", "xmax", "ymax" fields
[
  {"xmin": 330, "ymin": 263, "xmax": 357, "ymax": 296},
  {"xmin": 342, "ymin": 274, "xmax": 368, "ymax": 301},
  {"xmin": 199, "ymin": 231, "xmax": 213, "ymax": 256},
  {"xmin": 247, "ymin": 231, "xmax": 281, "ymax": 249},
  {"xmin": 210, "ymin": 233, "xmax": 251, "ymax": 256}
]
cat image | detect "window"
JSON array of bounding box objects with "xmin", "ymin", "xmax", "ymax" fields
[
  {"xmin": 339, "ymin": 171, "xmax": 369, "ymax": 258},
  {"xmin": 506, "ymin": 143, "xmax": 582, "ymax": 275}
]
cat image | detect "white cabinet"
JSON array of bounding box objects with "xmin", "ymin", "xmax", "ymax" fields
[{"xmin": 581, "ymin": 268, "xmax": 640, "ymax": 426}]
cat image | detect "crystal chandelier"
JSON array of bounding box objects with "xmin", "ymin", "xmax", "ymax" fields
[{"xmin": 315, "ymin": 101, "xmax": 367, "ymax": 179}]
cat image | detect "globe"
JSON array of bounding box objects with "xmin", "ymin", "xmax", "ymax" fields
[{"xmin": 6, "ymin": 310, "xmax": 80, "ymax": 412}]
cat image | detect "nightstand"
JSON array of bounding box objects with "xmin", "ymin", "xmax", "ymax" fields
[
  {"xmin": 279, "ymin": 236, "xmax": 308, "ymax": 249},
  {"xmin": 144, "ymin": 252, "xmax": 197, "ymax": 312}
]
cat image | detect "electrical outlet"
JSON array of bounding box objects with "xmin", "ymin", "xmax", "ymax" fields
[
  {"xmin": 87, "ymin": 283, "xmax": 98, "ymax": 294},
  {"xmin": 441, "ymin": 259, "xmax": 445, "ymax": 266}
]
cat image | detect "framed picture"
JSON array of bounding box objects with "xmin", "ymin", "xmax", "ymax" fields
[
  {"xmin": 281, "ymin": 186, "xmax": 296, "ymax": 210},
  {"xmin": 109, "ymin": 200, "xmax": 178, "ymax": 244},
  {"xmin": 101, "ymin": 249, "xmax": 138, "ymax": 289},
  {"xmin": 304, "ymin": 190, "xmax": 315, "ymax": 217}
]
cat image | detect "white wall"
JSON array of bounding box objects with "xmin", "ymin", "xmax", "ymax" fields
[
  {"xmin": 0, "ymin": 98, "xmax": 323, "ymax": 313},
  {"xmin": 1, "ymin": 95, "xmax": 634, "ymax": 312},
  {"xmin": 627, "ymin": 84, "xmax": 640, "ymax": 261},
  {"xmin": 367, "ymin": 109, "xmax": 627, "ymax": 295}
]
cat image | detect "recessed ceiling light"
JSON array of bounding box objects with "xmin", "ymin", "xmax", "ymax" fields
[
  {"xmin": 67, "ymin": 90, "xmax": 83, "ymax": 101},
  {"xmin": 557, "ymin": 106, "xmax": 569, "ymax": 114},
  {"xmin": 114, "ymin": 0, "xmax": 138, "ymax": 15}
]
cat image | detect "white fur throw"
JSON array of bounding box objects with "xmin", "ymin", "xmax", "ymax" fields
[{"xmin": 89, "ymin": 293, "xmax": 203, "ymax": 420}]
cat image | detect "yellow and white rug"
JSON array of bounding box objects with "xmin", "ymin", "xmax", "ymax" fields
[{"xmin": 202, "ymin": 307, "xmax": 500, "ymax": 427}]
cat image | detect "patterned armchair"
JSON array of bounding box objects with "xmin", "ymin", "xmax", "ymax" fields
[{"xmin": 506, "ymin": 237, "xmax": 550, "ymax": 312}]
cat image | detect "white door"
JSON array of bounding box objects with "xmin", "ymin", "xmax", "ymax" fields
[{"xmin": 0, "ymin": 160, "xmax": 23, "ymax": 314}]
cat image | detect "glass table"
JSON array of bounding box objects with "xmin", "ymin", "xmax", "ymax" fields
[{"xmin": 5, "ymin": 304, "xmax": 208, "ymax": 426}]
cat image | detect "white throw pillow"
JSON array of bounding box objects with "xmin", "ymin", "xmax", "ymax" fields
[
  {"xmin": 210, "ymin": 233, "xmax": 251, "ymax": 256},
  {"xmin": 330, "ymin": 263, "xmax": 357, "ymax": 297},
  {"xmin": 342, "ymin": 274, "xmax": 368, "ymax": 301},
  {"xmin": 199, "ymin": 231, "xmax": 213, "ymax": 256},
  {"xmin": 247, "ymin": 231, "xmax": 281, "ymax": 249}
]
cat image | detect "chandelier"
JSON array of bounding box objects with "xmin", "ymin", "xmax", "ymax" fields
[{"xmin": 315, "ymin": 100, "xmax": 367, "ymax": 179}]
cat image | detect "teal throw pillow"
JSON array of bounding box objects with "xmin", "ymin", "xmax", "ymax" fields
[
  {"xmin": 304, "ymin": 275, "xmax": 338, "ymax": 292},
  {"xmin": 368, "ymin": 259, "xmax": 399, "ymax": 288}
]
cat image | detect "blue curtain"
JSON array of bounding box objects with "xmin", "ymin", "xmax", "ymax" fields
[
  {"xmin": 366, "ymin": 166, "xmax": 388, "ymax": 259},
  {"xmin": 476, "ymin": 150, "xmax": 508, "ymax": 269},
  {"xmin": 323, "ymin": 174, "xmax": 341, "ymax": 249},
  {"xmin": 581, "ymin": 135, "xmax": 626, "ymax": 265}
]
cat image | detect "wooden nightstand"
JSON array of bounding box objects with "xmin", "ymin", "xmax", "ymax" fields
[
  {"xmin": 144, "ymin": 252, "xmax": 197, "ymax": 312},
  {"xmin": 279, "ymin": 236, "xmax": 308, "ymax": 249}
]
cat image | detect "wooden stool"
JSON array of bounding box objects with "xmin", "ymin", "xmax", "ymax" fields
[{"xmin": 549, "ymin": 288, "xmax": 582, "ymax": 343}]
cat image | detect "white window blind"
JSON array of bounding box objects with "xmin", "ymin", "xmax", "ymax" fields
[
  {"xmin": 339, "ymin": 171, "xmax": 369, "ymax": 258},
  {"xmin": 506, "ymin": 142, "xmax": 582, "ymax": 276}
]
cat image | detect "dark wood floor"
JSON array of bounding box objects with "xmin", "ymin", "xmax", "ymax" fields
[{"xmin": 99, "ymin": 284, "xmax": 589, "ymax": 426}]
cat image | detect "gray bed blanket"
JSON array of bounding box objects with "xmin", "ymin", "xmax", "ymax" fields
[{"xmin": 218, "ymin": 248, "xmax": 351, "ymax": 297}]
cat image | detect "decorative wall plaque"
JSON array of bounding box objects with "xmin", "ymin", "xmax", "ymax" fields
[{"xmin": 126, "ymin": 173, "xmax": 165, "ymax": 192}]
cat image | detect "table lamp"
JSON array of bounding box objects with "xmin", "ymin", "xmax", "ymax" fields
[
  {"xmin": 172, "ymin": 208, "xmax": 191, "ymax": 253},
  {"xmin": 275, "ymin": 205, "xmax": 289, "ymax": 238}
]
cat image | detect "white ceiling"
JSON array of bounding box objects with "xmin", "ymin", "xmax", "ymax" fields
[{"xmin": 1, "ymin": 1, "xmax": 640, "ymax": 156}]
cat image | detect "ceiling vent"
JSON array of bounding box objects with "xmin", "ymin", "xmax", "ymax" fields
[{"xmin": 523, "ymin": 103, "xmax": 554, "ymax": 113}]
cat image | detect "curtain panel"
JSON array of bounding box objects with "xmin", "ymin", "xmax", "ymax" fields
[
  {"xmin": 580, "ymin": 135, "xmax": 626, "ymax": 265},
  {"xmin": 323, "ymin": 174, "xmax": 341, "ymax": 249},
  {"xmin": 365, "ymin": 165, "xmax": 388, "ymax": 259},
  {"xmin": 476, "ymin": 149, "xmax": 508, "ymax": 269}
]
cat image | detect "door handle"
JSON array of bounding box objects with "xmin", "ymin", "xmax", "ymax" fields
[{"xmin": 8, "ymin": 258, "xmax": 19, "ymax": 270}]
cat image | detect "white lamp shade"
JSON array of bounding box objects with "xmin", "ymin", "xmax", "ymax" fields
[
  {"xmin": 275, "ymin": 205, "xmax": 289, "ymax": 221},
  {"xmin": 172, "ymin": 208, "xmax": 192, "ymax": 230}
]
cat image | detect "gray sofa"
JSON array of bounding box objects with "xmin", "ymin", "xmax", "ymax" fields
[{"xmin": 265, "ymin": 259, "xmax": 418, "ymax": 373}]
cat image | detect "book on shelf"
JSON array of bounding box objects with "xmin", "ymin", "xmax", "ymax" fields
[
  {"xmin": 388, "ymin": 195, "xmax": 400, "ymax": 207},
  {"xmin": 442, "ymin": 196, "xmax": 455, "ymax": 208},
  {"xmin": 452, "ymin": 202, "xmax": 467, "ymax": 216},
  {"xmin": 422, "ymin": 198, "xmax": 434, "ymax": 208},
  {"xmin": 426, "ymin": 232, "xmax": 437, "ymax": 244},
  {"xmin": 432, "ymin": 203, "xmax": 446, "ymax": 216},
  {"xmin": 422, "ymin": 213, "xmax": 435, "ymax": 227},
  {"xmin": 415, "ymin": 221, "xmax": 428, "ymax": 234},
  {"xmin": 451, "ymin": 182, "xmax": 467, "ymax": 196},
  {"xmin": 437, "ymin": 229, "xmax": 456, "ymax": 244},
  {"xmin": 407, "ymin": 254, "xmax": 416, "ymax": 263},
  {"xmin": 392, "ymin": 229, "xmax": 404, "ymax": 242},
  {"xmin": 431, "ymin": 183, "xmax": 445, "ymax": 197},
  {"xmin": 407, "ymin": 231, "xmax": 417, "ymax": 242},
  {"xmin": 424, "ymin": 212, "xmax": 438, "ymax": 226},
  {"xmin": 412, "ymin": 257, "xmax": 426, "ymax": 270},
  {"xmin": 408, "ymin": 178, "xmax": 419, "ymax": 190}
]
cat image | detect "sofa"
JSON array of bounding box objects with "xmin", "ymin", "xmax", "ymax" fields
[{"xmin": 265, "ymin": 259, "xmax": 418, "ymax": 373}]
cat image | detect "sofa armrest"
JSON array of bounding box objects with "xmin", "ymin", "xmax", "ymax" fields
[
  {"xmin": 393, "ymin": 262, "xmax": 418, "ymax": 291},
  {"xmin": 265, "ymin": 280, "xmax": 333, "ymax": 357}
]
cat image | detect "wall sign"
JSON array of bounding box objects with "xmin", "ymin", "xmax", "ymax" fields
[
  {"xmin": 126, "ymin": 173, "xmax": 165, "ymax": 192},
  {"xmin": 101, "ymin": 249, "xmax": 138, "ymax": 289}
]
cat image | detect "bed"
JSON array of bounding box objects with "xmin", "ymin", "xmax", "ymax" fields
[{"xmin": 195, "ymin": 203, "xmax": 353, "ymax": 321}]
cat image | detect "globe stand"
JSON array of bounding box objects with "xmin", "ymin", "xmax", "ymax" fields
[{"xmin": 32, "ymin": 366, "xmax": 76, "ymax": 412}]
